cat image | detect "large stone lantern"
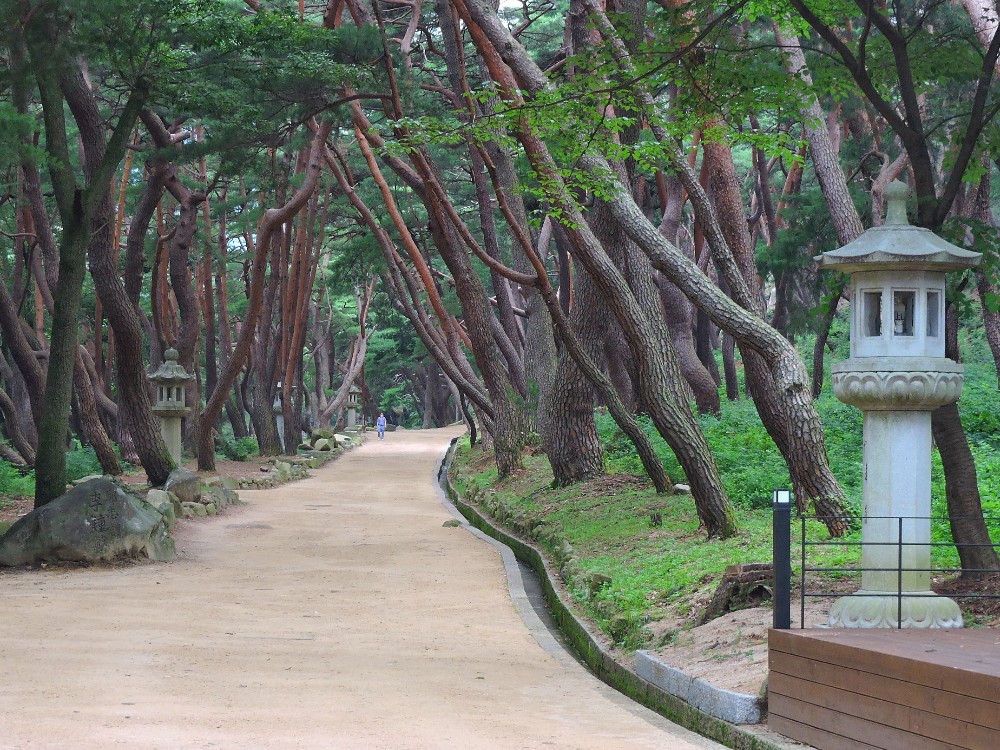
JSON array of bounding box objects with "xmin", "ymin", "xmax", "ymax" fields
[
  {"xmin": 346, "ymin": 384, "xmax": 362, "ymax": 429},
  {"xmin": 817, "ymin": 182, "xmax": 979, "ymax": 628},
  {"xmin": 149, "ymin": 348, "xmax": 192, "ymax": 464}
]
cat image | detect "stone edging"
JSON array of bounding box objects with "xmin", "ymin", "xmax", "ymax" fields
[
  {"xmin": 440, "ymin": 438, "xmax": 797, "ymax": 750},
  {"xmin": 234, "ymin": 450, "xmax": 341, "ymax": 490}
]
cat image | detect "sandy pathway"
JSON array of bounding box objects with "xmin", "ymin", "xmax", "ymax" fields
[{"xmin": 0, "ymin": 427, "xmax": 721, "ymax": 749}]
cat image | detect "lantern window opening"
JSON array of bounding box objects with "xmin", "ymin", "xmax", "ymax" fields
[
  {"xmin": 892, "ymin": 290, "xmax": 916, "ymax": 337},
  {"xmin": 862, "ymin": 290, "xmax": 883, "ymax": 337},
  {"xmin": 926, "ymin": 290, "xmax": 941, "ymax": 338}
]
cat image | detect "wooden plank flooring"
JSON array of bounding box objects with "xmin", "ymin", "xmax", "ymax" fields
[{"xmin": 769, "ymin": 629, "xmax": 1000, "ymax": 750}]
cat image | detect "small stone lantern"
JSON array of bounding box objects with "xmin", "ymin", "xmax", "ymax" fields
[
  {"xmin": 817, "ymin": 181, "xmax": 979, "ymax": 628},
  {"xmin": 149, "ymin": 348, "xmax": 192, "ymax": 464},
  {"xmin": 346, "ymin": 384, "xmax": 362, "ymax": 429}
]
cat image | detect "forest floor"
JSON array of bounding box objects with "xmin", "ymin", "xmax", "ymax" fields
[{"xmin": 0, "ymin": 427, "xmax": 726, "ymax": 749}]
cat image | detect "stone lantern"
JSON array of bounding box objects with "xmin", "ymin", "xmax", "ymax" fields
[
  {"xmin": 149, "ymin": 348, "xmax": 192, "ymax": 464},
  {"xmin": 817, "ymin": 181, "xmax": 979, "ymax": 628},
  {"xmin": 346, "ymin": 384, "xmax": 362, "ymax": 429}
]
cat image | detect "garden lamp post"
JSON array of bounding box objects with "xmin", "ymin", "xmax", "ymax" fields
[
  {"xmin": 816, "ymin": 181, "xmax": 979, "ymax": 628},
  {"xmin": 346, "ymin": 384, "xmax": 361, "ymax": 430},
  {"xmin": 149, "ymin": 348, "xmax": 192, "ymax": 465}
]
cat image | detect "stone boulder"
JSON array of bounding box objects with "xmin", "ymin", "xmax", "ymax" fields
[
  {"xmin": 0, "ymin": 478, "xmax": 175, "ymax": 566},
  {"xmin": 145, "ymin": 489, "xmax": 179, "ymax": 530},
  {"xmin": 164, "ymin": 468, "xmax": 202, "ymax": 504}
]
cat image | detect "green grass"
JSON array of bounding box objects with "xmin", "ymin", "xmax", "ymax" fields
[{"xmin": 451, "ymin": 438, "xmax": 863, "ymax": 649}]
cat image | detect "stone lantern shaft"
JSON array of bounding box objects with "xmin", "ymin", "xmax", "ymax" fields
[
  {"xmin": 816, "ymin": 181, "xmax": 979, "ymax": 628},
  {"xmin": 149, "ymin": 348, "xmax": 193, "ymax": 465}
]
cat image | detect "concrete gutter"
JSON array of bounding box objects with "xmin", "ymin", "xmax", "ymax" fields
[{"xmin": 436, "ymin": 438, "xmax": 805, "ymax": 750}]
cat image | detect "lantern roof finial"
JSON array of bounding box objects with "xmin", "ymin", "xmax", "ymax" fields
[
  {"xmin": 149, "ymin": 347, "xmax": 192, "ymax": 383},
  {"xmin": 815, "ymin": 180, "xmax": 980, "ymax": 273},
  {"xmin": 883, "ymin": 180, "xmax": 909, "ymax": 226}
]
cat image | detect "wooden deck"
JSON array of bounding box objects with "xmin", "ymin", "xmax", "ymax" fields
[{"xmin": 768, "ymin": 628, "xmax": 1000, "ymax": 750}]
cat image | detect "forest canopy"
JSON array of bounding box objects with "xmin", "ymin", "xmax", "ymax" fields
[{"xmin": 0, "ymin": 0, "xmax": 998, "ymax": 550}]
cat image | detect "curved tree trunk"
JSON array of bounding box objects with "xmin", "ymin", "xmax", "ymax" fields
[
  {"xmin": 811, "ymin": 288, "xmax": 843, "ymax": 397},
  {"xmin": 0, "ymin": 387, "xmax": 36, "ymax": 465},
  {"xmin": 933, "ymin": 401, "xmax": 1000, "ymax": 577},
  {"xmin": 24, "ymin": 28, "xmax": 153, "ymax": 503},
  {"xmin": 462, "ymin": 2, "xmax": 733, "ymax": 533},
  {"xmin": 539, "ymin": 250, "xmax": 607, "ymax": 486},
  {"xmin": 655, "ymin": 170, "xmax": 722, "ymax": 415},
  {"xmin": 479, "ymin": 149, "xmax": 671, "ymax": 494},
  {"xmin": 72, "ymin": 352, "xmax": 121, "ymax": 475},
  {"xmin": 0, "ymin": 280, "xmax": 45, "ymax": 430},
  {"xmin": 657, "ymin": 271, "xmax": 721, "ymax": 415},
  {"xmin": 490, "ymin": 148, "xmax": 557, "ymax": 437}
]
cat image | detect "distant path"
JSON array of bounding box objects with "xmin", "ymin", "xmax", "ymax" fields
[{"xmin": 0, "ymin": 427, "xmax": 721, "ymax": 749}]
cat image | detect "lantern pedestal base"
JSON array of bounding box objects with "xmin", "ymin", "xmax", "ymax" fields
[{"xmin": 827, "ymin": 590, "xmax": 963, "ymax": 629}]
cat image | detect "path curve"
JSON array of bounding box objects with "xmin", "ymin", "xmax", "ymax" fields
[{"xmin": 0, "ymin": 427, "xmax": 722, "ymax": 749}]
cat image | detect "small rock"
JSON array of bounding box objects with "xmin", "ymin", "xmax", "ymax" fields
[{"xmin": 182, "ymin": 501, "xmax": 206, "ymax": 518}]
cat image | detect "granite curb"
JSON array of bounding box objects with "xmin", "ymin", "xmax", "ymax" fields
[{"xmin": 438, "ymin": 437, "xmax": 805, "ymax": 750}]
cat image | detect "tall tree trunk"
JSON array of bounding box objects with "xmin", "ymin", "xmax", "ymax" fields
[
  {"xmin": 72, "ymin": 352, "xmax": 121, "ymax": 475},
  {"xmin": 597, "ymin": 196, "xmax": 733, "ymax": 534},
  {"xmin": 0, "ymin": 349, "xmax": 38, "ymax": 454},
  {"xmin": 56, "ymin": 61, "xmax": 171, "ymax": 489},
  {"xmin": 706, "ymin": 139, "xmax": 853, "ymax": 524},
  {"xmin": 24, "ymin": 22, "xmax": 151, "ymax": 503},
  {"xmin": 539, "ymin": 246, "xmax": 606, "ymax": 486},
  {"xmin": 935, "ymin": 309, "xmax": 1000, "ymax": 575},
  {"xmin": 34, "ymin": 210, "xmax": 91, "ymax": 505},
  {"xmin": 658, "ymin": 170, "xmax": 720, "ymax": 414},
  {"xmin": 0, "ymin": 386, "xmax": 35, "ymax": 465},
  {"xmin": 0, "ymin": 280, "xmax": 45, "ymax": 430}
]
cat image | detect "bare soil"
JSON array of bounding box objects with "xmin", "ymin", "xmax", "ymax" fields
[{"xmin": 0, "ymin": 427, "xmax": 724, "ymax": 749}]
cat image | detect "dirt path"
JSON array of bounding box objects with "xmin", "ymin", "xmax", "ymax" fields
[{"xmin": 0, "ymin": 427, "xmax": 722, "ymax": 750}]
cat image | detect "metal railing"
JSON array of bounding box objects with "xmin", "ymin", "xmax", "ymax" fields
[{"xmin": 772, "ymin": 492, "xmax": 1000, "ymax": 629}]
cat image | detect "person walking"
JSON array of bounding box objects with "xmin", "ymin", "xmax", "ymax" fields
[{"xmin": 376, "ymin": 412, "xmax": 387, "ymax": 441}]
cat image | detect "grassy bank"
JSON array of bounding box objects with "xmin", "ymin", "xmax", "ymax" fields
[{"xmin": 449, "ymin": 355, "xmax": 1000, "ymax": 648}]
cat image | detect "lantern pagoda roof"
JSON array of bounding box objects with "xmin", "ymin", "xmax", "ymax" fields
[
  {"xmin": 816, "ymin": 181, "xmax": 980, "ymax": 273},
  {"xmin": 149, "ymin": 348, "xmax": 193, "ymax": 383}
]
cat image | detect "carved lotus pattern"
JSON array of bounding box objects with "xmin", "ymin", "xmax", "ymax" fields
[{"xmin": 832, "ymin": 368, "xmax": 963, "ymax": 410}]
